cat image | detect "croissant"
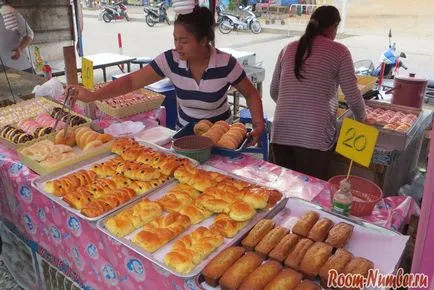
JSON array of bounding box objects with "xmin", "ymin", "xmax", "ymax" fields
[
  {"xmin": 105, "ymin": 199, "xmax": 162, "ymax": 237},
  {"xmin": 164, "ymin": 226, "xmax": 224, "ymax": 274},
  {"xmin": 132, "ymin": 212, "xmax": 191, "ymax": 253}
]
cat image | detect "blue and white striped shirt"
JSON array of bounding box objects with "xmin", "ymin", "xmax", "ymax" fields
[{"xmin": 150, "ymin": 47, "xmax": 246, "ymax": 127}]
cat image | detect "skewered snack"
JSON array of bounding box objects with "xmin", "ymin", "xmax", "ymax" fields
[
  {"xmin": 132, "ymin": 212, "xmax": 191, "ymax": 253},
  {"xmin": 164, "ymin": 226, "xmax": 224, "ymax": 274},
  {"xmin": 105, "ymin": 199, "xmax": 162, "ymax": 237}
]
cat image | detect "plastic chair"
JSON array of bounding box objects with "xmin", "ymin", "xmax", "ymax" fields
[
  {"xmin": 239, "ymin": 108, "xmax": 270, "ymax": 161},
  {"xmin": 131, "ymin": 57, "xmax": 153, "ymax": 69}
]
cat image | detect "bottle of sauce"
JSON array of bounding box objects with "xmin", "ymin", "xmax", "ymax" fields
[
  {"xmin": 332, "ymin": 179, "xmax": 353, "ymax": 216},
  {"xmin": 41, "ymin": 61, "xmax": 52, "ymax": 79}
]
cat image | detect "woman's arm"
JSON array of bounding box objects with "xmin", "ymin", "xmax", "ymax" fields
[
  {"xmin": 233, "ymin": 77, "xmax": 265, "ymax": 145},
  {"xmin": 71, "ymin": 65, "xmax": 164, "ymax": 103},
  {"xmin": 270, "ymin": 47, "xmax": 285, "ymax": 102}
]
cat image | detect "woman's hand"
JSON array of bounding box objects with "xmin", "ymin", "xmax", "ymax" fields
[
  {"xmin": 67, "ymin": 84, "xmax": 95, "ymax": 104},
  {"xmin": 247, "ymin": 122, "xmax": 265, "ymax": 146}
]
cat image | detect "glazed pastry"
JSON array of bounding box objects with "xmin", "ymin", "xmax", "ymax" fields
[
  {"xmin": 319, "ymin": 248, "xmax": 354, "ymax": 284},
  {"xmin": 264, "ymin": 268, "xmax": 302, "ymax": 290},
  {"xmin": 242, "ymin": 186, "xmax": 270, "ymax": 209},
  {"xmin": 44, "ymin": 170, "xmax": 96, "ymax": 196},
  {"xmin": 179, "ymin": 204, "xmax": 212, "ymax": 224},
  {"xmin": 292, "ymin": 211, "xmax": 320, "ymax": 237},
  {"xmin": 325, "ymin": 222, "xmax": 354, "ymax": 248},
  {"xmin": 209, "ymin": 214, "xmax": 246, "ymax": 238},
  {"xmin": 239, "ymin": 260, "xmax": 282, "ymax": 290},
  {"xmin": 299, "ymin": 242, "xmax": 333, "ymax": 278},
  {"xmin": 132, "ymin": 212, "xmax": 191, "ymax": 253},
  {"xmin": 242, "ymin": 219, "xmax": 275, "ymax": 251},
  {"xmin": 255, "ymin": 226, "xmax": 289, "ymax": 258},
  {"xmin": 219, "ymin": 252, "xmax": 263, "ymax": 290},
  {"xmin": 164, "ymin": 226, "xmax": 224, "ymax": 274},
  {"xmin": 202, "ymin": 246, "xmax": 246, "ymax": 287},
  {"xmin": 80, "ymin": 188, "xmax": 136, "ymax": 217},
  {"xmin": 284, "ymin": 238, "xmax": 314, "ymax": 271},
  {"xmin": 268, "ymin": 233, "xmax": 300, "ymax": 262},
  {"xmin": 156, "ymin": 191, "xmax": 194, "ymax": 212},
  {"xmin": 307, "ymin": 218, "xmax": 334, "ymax": 242},
  {"xmin": 229, "ymin": 200, "xmax": 256, "ymax": 222},
  {"xmin": 295, "ymin": 280, "xmax": 321, "ymax": 290},
  {"xmin": 105, "ymin": 199, "xmax": 162, "ymax": 237}
]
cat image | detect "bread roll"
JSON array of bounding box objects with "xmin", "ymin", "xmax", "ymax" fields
[
  {"xmin": 319, "ymin": 248, "xmax": 353, "ymax": 285},
  {"xmin": 83, "ymin": 140, "xmax": 103, "ymax": 151},
  {"xmin": 295, "ymin": 280, "xmax": 321, "ymax": 290},
  {"xmin": 325, "ymin": 222, "xmax": 354, "ymax": 248},
  {"xmin": 307, "ymin": 218, "xmax": 334, "ymax": 242},
  {"xmin": 299, "ymin": 242, "xmax": 333, "ymax": 278},
  {"xmin": 292, "ymin": 211, "xmax": 319, "ymax": 237},
  {"xmin": 194, "ymin": 120, "xmax": 213, "ymax": 136},
  {"xmin": 219, "ymin": 252, "xmax": 263, "ymax": 290},
  {"xmin": 55, "ymin": 129, "xmax": 76, "ymax": 146},
  {"xmin": 239, "ymin": 260, "xmax": 282, "ymax": 290},
  {"xmin": 202, "ymin": 246, "xmax": 246, "ymax": 287},
  {"xmin": 241, "ymin": 219, "xmax": 275, "ymax": 251},
  {"xmin": 269, "ymin": 233, "xmax": 300, "ymax": 262},
  {"xmin": 229, "ymin": 200, "xmax": 255, "ymax": 222},
  {"xmin": 264, "ymin": 268, "xmax": 302, "ymax": 290},
  {"xmin": 255, "ymin": 226, "xmax": 288, "ymax": 258},
  {"xmin": 96, "ymin": 133, "xmax": 113, "ymax": 143},
  {"xmin": 215, "ymin": 120, "xmax": 231, "ymax": 130},
  {"xmin": 284, "ymin": 238, "xmax": 314, "ymax": 271}
]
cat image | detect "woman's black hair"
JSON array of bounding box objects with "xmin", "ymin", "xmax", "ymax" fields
[
  {"xmin": 294, "ymin": 5, "xmax": 341, "ymax": 80},
  {"xmin": 174, "ymin": 6, "xmax": 215, "ymax": 43}
]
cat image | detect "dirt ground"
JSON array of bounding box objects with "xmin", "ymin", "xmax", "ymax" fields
[{"xmin": 346, "ymin": 0, "xmax": 434, "ymax": 37}]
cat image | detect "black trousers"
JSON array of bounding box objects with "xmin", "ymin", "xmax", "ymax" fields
[{"xmin": 270, "ymin": 143, "xmax": 332, "ymax": 181}]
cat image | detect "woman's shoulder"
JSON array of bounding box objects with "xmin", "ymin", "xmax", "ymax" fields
[{"xmin": 317, "ymin": 36, "xmax": 349, "ymax": 52}]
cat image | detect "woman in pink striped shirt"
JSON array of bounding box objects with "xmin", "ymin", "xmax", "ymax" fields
[{"xmin": 270, "ymin": 6, "xmax": 366, "ymax": 180}]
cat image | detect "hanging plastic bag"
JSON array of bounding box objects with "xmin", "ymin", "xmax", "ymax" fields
[{"xmin": 32, "ymin": 78, "xmax": 64, "ymax": 98}]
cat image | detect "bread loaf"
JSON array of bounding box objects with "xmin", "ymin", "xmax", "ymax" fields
[
  {"xmin": 264, "ymin": 268, "xmax": 302, "ymax": 290},
  {"xmin": 241, "ymin": 219, "xmax": 275, "ymax": 250},
  {"xmin": 239, "ymin": 260, "xmax": 282, "ymax": 290},
  {"xmin": 219, "ymin": 252, "xmax": 263, "ymax": 290},
  {"xmin": 268, "ymin": 233, "xmax": 300, "ymax": 262},
  {"xmin": 254, "ymin": 226, "xmax": 289, "ymax": 258}
]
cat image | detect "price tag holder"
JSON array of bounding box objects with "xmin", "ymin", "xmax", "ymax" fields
[
  {"xmin": 82, "ymin": 58, "xmax": 94, "ymax": 90},
  {"xmin": 336, "ymin": 118, "xmax": 379, "ymax": 168}
]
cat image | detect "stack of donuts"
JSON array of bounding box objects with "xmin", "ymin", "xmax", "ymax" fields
[{"xmin": 193, "ymin": 120, "xmax": 247, "ymax": 149}]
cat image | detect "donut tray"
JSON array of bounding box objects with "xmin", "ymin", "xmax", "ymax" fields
[{"xmin": 96, "ymin": 166, "xmax": 287, "ymax": 279}]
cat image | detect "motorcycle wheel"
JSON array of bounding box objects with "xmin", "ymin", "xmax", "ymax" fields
[
  {"xmin": 145, "ymin": 14, "xmax": 156, "ymax": 27},
  {"xmin": 219, "ymin": 19, "xmax": 233, "ymax": 34},
  {"xmin": 125, "ymin": 13, "xmax": 130, "ymax": 21},
  {"xmin": 250, "ymin": 20, "xmax": 262, "ymax": 34},
  {"xmin": 102, "ymin": 12, "xmax": 112, "ymax": 23}
]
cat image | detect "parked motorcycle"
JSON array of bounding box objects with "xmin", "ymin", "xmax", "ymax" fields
[
  {"xmin": 144, "ymin": 2, "xmax": 170, "ymax": 27},
  {"xmin": 101, "ymin": 1, "xmax": 129, "ymax": 23},
  {"xmin": 354, "ymin": 29, "xmax": 407, "ymax": 79},
  {"xmin": 218, "ymin": 5, "xmax": 262, "ymax": 34}
]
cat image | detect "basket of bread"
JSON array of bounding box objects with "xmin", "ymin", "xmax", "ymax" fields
[
  {"xmin": 173, "ymin": 120, "xmax": 250, "ymax": 158},
  {"xmin": 18, "ymin": 126, "xmax": 114, "ymax": 175},
  {"xmin": 197, "ymin": 197, "xmax": 405, "ymax": 290}
]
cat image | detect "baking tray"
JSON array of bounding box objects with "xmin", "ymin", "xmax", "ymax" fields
[
  {"xmin": 172, "ymin": 122, "xmax": 251, "ymax": 158},
  {"xmin": 339, "ymin": 100, "xmax": 424, "ymax": 151},
  {"xmin": 196, "ymin": 197, "xmax": 409, "ymax": 290},
  {"xmin": 96, "ymin": 167, "xmax": 287, "ymax": 279},
  {"xmin": 31, "ymin": 144, "xmax": 199, "ymax": 222},
  {"xmin": 95, "ymin": 88, "xmax": 165, "ymax": 118}
]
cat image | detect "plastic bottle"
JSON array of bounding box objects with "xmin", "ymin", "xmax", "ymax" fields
[
  {"xmin": 332, "ymin": 179, "xmax": 353, "ymax": 216},
  {"xmin": 41, "ymin": 61, "xmax": 52, "ymax": 79}
]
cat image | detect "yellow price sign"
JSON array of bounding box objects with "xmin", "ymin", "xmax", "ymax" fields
[
  {"xmin": 336, "ymin": 118, "xmax": 379, "ymax": 168},
  {"xmin": 82, "ymin": 58, "xmax": 94, "ymax": 90}
]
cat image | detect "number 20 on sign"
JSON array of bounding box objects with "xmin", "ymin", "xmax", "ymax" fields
[{"xmin": 336, "ymin": 118, "xmax": 379, "ymax": 168}]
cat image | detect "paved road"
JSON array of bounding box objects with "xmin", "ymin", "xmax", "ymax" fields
[{"xmin": 81, "ymin": 13, "xmax": 434, "ymax": 118}]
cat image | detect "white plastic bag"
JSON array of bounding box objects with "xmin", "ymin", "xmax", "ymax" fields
[{"xmin": 32, "ymin": 78, "xmax": 64, "ymax": 98}]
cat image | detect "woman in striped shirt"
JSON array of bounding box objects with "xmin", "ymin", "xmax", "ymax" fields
[
  {"xmin": 270, "ymin": 6, "xmax": 366, "ymax": 180},
  {"xmin": 70, "ymin": 6, "xmax": 265, "ymax": 143}
]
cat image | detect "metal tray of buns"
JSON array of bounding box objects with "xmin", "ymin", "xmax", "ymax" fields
[
  {"xmin": 196, "ymin": 197, "xmax": 409, "ymax": 290},
  {"xmin": 96, "ymin": 166, "xmax": 287, "ymax": 279},
  {"xmin": 31, "ymin": 143, "xmax": 199, "ymax": 222}
]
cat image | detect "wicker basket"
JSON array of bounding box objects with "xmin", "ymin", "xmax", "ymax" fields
[
  {"xmin": 328, "ymin": 175, "xmax": 383, "ymax": 217},
  {"xmin": 172, "ymin": 135, "xmax": 213, "ymax": 164}
]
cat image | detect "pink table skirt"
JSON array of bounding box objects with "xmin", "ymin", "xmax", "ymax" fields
[{"xmin": 0, "ymin": 142, "xmax": 420, "ymax": 289}]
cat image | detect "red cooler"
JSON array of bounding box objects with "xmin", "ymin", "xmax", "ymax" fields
[{"xmin": 391, "ymin": 74, "xmax": 428, "ymax": 109}]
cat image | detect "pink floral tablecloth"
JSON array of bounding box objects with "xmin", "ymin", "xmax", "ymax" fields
[{"xmin": 0, "ymin": 142, "xmax": 420, "ymax": 289}]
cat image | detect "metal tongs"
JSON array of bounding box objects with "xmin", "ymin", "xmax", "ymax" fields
[{"xmin": 53, "ymin": 87, "xmax": 75, "ymax": 138}]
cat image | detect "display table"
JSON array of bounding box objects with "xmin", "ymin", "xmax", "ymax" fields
[{"xmin": 0, "ymin": 138, "xmax": 419, "ymax": 289}]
